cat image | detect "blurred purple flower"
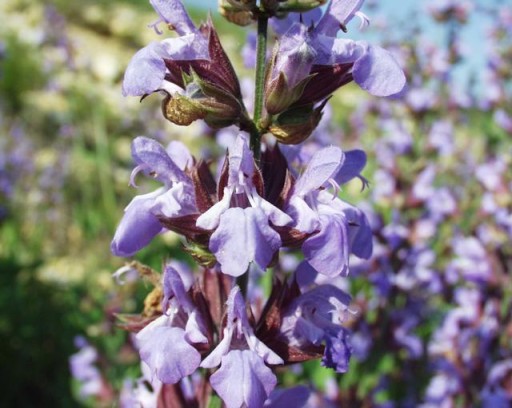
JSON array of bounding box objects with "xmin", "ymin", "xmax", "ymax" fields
[
  {"xmin": 242, "ymin": 32, "xmax": 257, "ymax": 69},
  {"xmin": 69, "ymin": 337, "xmax": 103, "ymax": 399},
  {"xmin": 412, "ymin": 165, "xmax": 436, "ymax": 201},
  {"xmin": 481, "ymin": 359, "xmax": 512, "ymax": 407},
  {"xmin": 426, "ymin": 187, "xmax": 457, "ymax": 222},
  {"xmin": 405, "ymin": 88, "xmax": 436, "ymax": 112},
  {"xmin": 476, "ymin": 158, "xmax": 506, "ymax": 192},
  {"xmin": 263, "ymin": 386, "xmax": 311, "ymax": 408},
  {"xmin": 447, "ymin": 236, "xmax": 492, "ymax": 283},
  {"xmin": 428, "ymin": 120, "xmax": 454, "ymax": 156},
  {"xmin": 494, "ymin": 110, "xmax": 512, "ymax": 133}
]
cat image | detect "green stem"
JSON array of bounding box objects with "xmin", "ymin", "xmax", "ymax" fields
[
  {"xmin": 249, "ymin": 14, "xmax": 268, "ymax": 162},
  {"xmin": 237, "ymin": 14, "xmax": 268, "ymax": 297}
]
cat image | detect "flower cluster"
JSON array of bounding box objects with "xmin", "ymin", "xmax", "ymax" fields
[{"xmin": 111, "ymin": 0, "xmax": 405, "ymax": 406}]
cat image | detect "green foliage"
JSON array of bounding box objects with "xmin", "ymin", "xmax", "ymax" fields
[
  {"xmin": 0, "ymin": 257, "xmax": 80, "ymax": 406},
  {"xmin": 0, "ymin": 35, "xmax": 46, "ymax": 112}
]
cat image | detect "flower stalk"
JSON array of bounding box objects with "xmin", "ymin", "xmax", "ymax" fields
[{"xmin": 250, "ymin": 14, "xmax": 269, "ymax": 162}]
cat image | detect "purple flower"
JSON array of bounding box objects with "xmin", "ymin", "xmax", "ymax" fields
[
  {"xmin": 280, "ymin": 284, "xmax": 354, "ymax": 373},
  {"xmin": 268, "ymin": 0, "xmax": 405, "ymax": 108},
  {"xmin": 196, "ymin": 134, "xmax": 292, "ymax": 276},
  {"xmin": 475, "ymin": 158, "xmax": 506, "ymax": 192},
  {"xmin": 286, "ymin": 146, "xmax": 372, "ymax": 276},
  {"xmin": 135, "ymin": 264, "xmax": 207, "ymax": 384},
  {"xmin": 423, "ymin": 372, "xmax": 461, "ymax": 405},
  {"xmin": 481, "ymin": 359, "xmax": 512, "ymax": 407},
  {"xmin": 242, "ymin": 32, "xmax": 257, "ymax": 69},
  {"xmin": 405, "ymin": 87, "xmax": 436, "ymax": 112},
  {"xmin": 426, "ymin": 187, "xmax": 457, "ymax": 222},
  {"xmin": 201, "ymin": 286, "xmax": 283, "ymax": 408},
  {"xmin": 446, "ymin": 236, "xmax": 493, "ymax": 283},
  {"xmin": 263, "ymin": 386, "xmax": 311, "ymax": 408},
  {"xmin": 69, "ymin": 337, "xmax": 103, "ymax": 399},
  {"xmin": 111, "ymin": 137, "xmax": 196, "ymax": 257},
  {"xmin": 122, "ymin": 0, "xmax": 208, "ymax": 96},
  {"xmin": 380, "ymin": 118, "xmax": 413, "ymax": 154},
  {"xmin": 494, "ymin": 109, "xmax": 512, "ymax": 133},
  {"xmin": 412, "ymin": 165, "xmax": 436, "ymax": 201},
  {"xmin": 393, "ymin": 316, "xmax": 422, "ymax": 358},
  {"xmin": 428, "ymin": 120, "xmax": 454, "ymax": 156}
]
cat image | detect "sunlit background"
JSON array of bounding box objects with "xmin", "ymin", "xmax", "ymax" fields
[{"xmin": 1, "ymin": 0, "xmax": 511, "ymax": 406}]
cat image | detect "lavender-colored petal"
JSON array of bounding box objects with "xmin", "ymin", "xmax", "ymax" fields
[
  {"xmin": 322, "ymin": 327, "xmax": 352, "ymax": 373},
  {"xmin": 264, "ymin": 386, "xmax": 311, "ymax": 408},
  {"xmin": 137, "ymin": 320, "xmax": 201, "ymax": 384},
  {"xmin": 111, "ymin": 192, "xmax": 163, "ymax": 257},
  {"xmin": 202, "ymin": 287, "xmax": 283, "ymax": 367},
  {"xmin": 316, "ymin": 0, "xmax": 365, "ymax": 36},
  {"xmin": 294, "ymin": 316, "xmax": 326, "ymax": 344},
  {"xmin": 160, "ymin": 34, "xmax": 209, "ymax": 61},
  {"xmin": 166, "ymin": 140, "xmax": 193, "ymax": 171},
  {"xmin": 251, "ymin": 194, "xmax": 293, "ymax": 227},
  {"xmin": 185, "ymin": 309, "xmax": 208, "ymax": 344},
  {"xmin": 270, "ymin": 8, "xmax": 322, "ymax": 35},
  {"xmin": 122, "ymin": 42, "xmax": 167, "ymax": 96},
  {"xmin": 274, "ymin": 24, "xmax": 316, "ymax": 88},
  {"xmin": 153, "ymin": 182, "xmax": 196, "ymax": 218},
  {"xmin": 315, "ymin": 36, "xmax": 362, "ymax": 66},
  {"xmin": 334, "ymin": 149, "xmax": 367, "ymax": 185},
  {"xmin": 200, "ymin": 329, "xmax": 233, "ymax": 369},
  {"xmin": 245, "ymin": 330, "xmax": 284, "ymax": 366},
  {"xmin": 209, "ymin": 207, "xmax": 281, "ymax": 277},
  {"xmin": 352, "ymin": 44, "xmax": 406, "ymax": 97},
  {"xmin": 346, "ymin": 207, "xmax": 373, "ymax": 259},
  {"xmin": 303, "ymin": 216, "xmax": 349, "ymax": 277},
  {"xmin": 287, "ymin": 195, "xmax": 320, "ymax": 233},
  {"xmin": 228, "ymin": 134, "xmax": 254, "ymax": 187},
  {"xmin": 210, "ymin": 350, "xmax": 277, "ymax": 408},
  {"xmin": 131, "ymin": 136, "xmax": 186, "ymax": 184},
  {"xmin": 150, "ymin": 0, "xmax": 196, "ymax": 36},
  {"xmin": 295, "ymin": 260, "xmax": 318, "ymax": 288},
  {"xmin": 196, "ymin": 188, "xmax": 233, "ymax": 230},
  {"xmin": 162, "ymin": 263, "xmax": 194, "ymax": 312},
  {"xmin": 226, "ymin": 285, "xmax": 249, "ymax": 326},
  {"xmin": 294, "ymin": 146, "xmax": 344, "ymax": 196},
  {"xmin": 209, "ymin": 207, "xmax": 253, "ymax": 276},
  {"xmin": 230, "ymin": 287, "xmax": 283, "ymax": 365}
]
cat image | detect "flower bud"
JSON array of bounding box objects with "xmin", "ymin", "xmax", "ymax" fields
[
  {"xmin": 184, "ymin": 243, "xmax": 217, "ymax": 268},
  {"xmin": 265, "ymin": 72, "xmax": 313, "ymax": 115},
  {"xmin": 277, "ymin": 0, "xmax": 327, "ymax": 13},
  {"xmin": 218, "ymin": 0, "xmax": 255, "ymax": 26},
  {"xmin": 162, "ymin": 92, "xmax": 206, "ymax": 126},
  {"xmin": 269, "ymin": 103, "xmax": 324, "ymax": 145},
  {"xmin": 265, "ymin": 26, "xmax": 316, "ymax": 115},
  {"xmin": 163, "ymin": 74, "xmax": 242, "ymax": 128}
]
